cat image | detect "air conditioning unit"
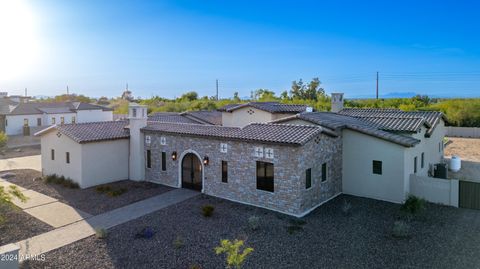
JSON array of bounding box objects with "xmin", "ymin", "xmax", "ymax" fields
[{"xmin": 433, "ymin": 163, "xmax": 448, "ymax": 179}]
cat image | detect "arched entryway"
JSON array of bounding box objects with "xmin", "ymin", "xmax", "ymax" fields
[{"xmin": 181, "ymin": 153, "xmax": 203, "ymax": 191}]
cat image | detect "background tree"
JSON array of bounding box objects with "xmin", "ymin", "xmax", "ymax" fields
[{"xmin": 179, "ymin": 91, "xmax": 198, "ymax": 101}]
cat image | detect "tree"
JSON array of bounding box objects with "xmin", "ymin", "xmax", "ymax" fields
[
  {"xmin": 290, "ymin": 78, "xmax": 325, "ymax": 100},
  {"xmin": 179, "ymin": 91, "xmax": 198, "ymax": 101},
  {"xmin": 215, "ymin": 239, "xmax": 254, "ymax": 269},
  {"xmin": 252, "ymin": 89, "xmax": 277, "ymax": 101},
  {"xmin": 0, "ymin": 185, "xmax": 28, "ymax": 223},
  {"xmin": 280, "ymin": 90, "xmax": 289, "ymax": 100},
  {"xmin": 233, "ymin": 92, "xmax": 241, "ymax": 102},
  {"xmin": 290, "ymin": 79, "xmax": 304, "ymax": 99}
]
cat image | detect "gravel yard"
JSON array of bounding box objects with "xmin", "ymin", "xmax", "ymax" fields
[
  {"xmin": 3, "ymin": 169, "xmax": 173, "ymax": 216},
  {"xmin": 0, "ymin": 145, "xmax": 40, "ymax": 159},
  {"xmin": 0, "ymin": 204, "xmax": 53, "ymax": 245},
  {"xmin": 22, "ymin": 194, "xmax": 480, "ymax": 269}
]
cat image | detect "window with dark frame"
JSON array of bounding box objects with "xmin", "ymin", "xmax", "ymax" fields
[
  {"xmin": 23, "ymin": 118, "xmax": 28, "ymax": 127},
  {"xmin": 66, "ymin": 152, "xmax": 70, "ymax": 164},
  {"xmin": 51, "ymin": 149, "xmax": 55, "ymax": 160},
  {"xmin": 372, "ymin": 160, "xmax": 382, "ymax": 175},
  {"xmin": 421, "ymin": 152, "xmax": 425, "ymax": 168},
  {"xmin": 306, "ymin": 168, "xmax": 312, "ymax": 189},
  {"xmin": 256, "ymin": 161, "xmax": 274, "ymax": 192},
  {"xmin": 161, "ymin": 152, "xmax": 166, "ymax": 171},
  {"xmin": 146, "ymin": 150, "xmax": 151, "ymax": 168},
  {"xmin": 37, "ymin": 118, "xmax": 41, "ymax": 126},
  {"xmin": 414, "ymin": 156, "xmax": 418, "ymax": 173},
  {"xmin": 321, "ymin": 163, "xmax": 327, "ymax": 182},
  {"xmin": 221, "ymin": 161, "xmax": 228, "ymax": 183}
]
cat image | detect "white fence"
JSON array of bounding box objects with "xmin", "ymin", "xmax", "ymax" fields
[
  {"xmin": 409, "ymin": 174, "xmax": 458, "ymax": 207},
  {"xmin": 446, "ymin": 127, "xmax": 480, "ymax": 138}
]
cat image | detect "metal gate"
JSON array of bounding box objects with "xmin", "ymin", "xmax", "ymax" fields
[{"xmin": 459, "ymin": 180, "xmax": 480, "ymax": 209}]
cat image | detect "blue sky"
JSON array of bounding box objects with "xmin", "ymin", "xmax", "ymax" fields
[{"xmin": 2, "ymin": 0, "xmax": 480, "ymax": 98}]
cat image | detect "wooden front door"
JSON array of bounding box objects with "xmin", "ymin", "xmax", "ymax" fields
[{"xmin": 181, "ymin": 153, "xmax": 202, "ymax": 191}]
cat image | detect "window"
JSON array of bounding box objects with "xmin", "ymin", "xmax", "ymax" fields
[
  {"xmin": 60, "ymin": 117, "xmax": 65, "ymax": 124},
  {"xmin": 414, "ymin": 156, "xmax": 418, "ymax": 173},
  {"xmin": 146, "ymin": 150, "xmax": 151, "ymax": 168},
  {"xmin": 161, "ymin": 152, "xmax": 166, "ymax": 171},
  {"xmin": 23, "ymin": 118, "xmax": 28, "ymax": 127},
  {"xmin": 256, "ymin": 161, "xmax": 274, "ymax": 192},
  {"xmin": 66, "ymin": 152, "xmax": 70, "ymax": 164},
  {"xmin": 51, "ymin": 149, "xmax": 55, "ymax": 160},
  {"xmin": 132, "ymin": 108, "xmax": 137, "ymax": 117},
  {"xmin": 52, "ymin": 117, "xmax": 56, "ymax": 124},
  {"xmin": 72, "ymin": 116, "xmax": 76, "ymax": 124},
  {"xmin": 421, "ymin": 152, "xmax": 425, "ymax": 168},
  {"xmin": 37, "ymin": 118, "xmax": 42, "ymax": 126},
  {"xmin": 5, "ymin": 119, "xmax": 7, "ymax": 126},
  {"xmin": 222, "ymin": 161, "xmax": 228, "ymax": 183},
  {"xmin": 306, "ymin": 168, "xmax": 312, "ymax": 189},
  {"xmin": 220, "ymin": 143, "xmax": 228, "ymax": 153},
  {"xmin": 372, "ymin": 160, "xmax": 382, "ymax": 175},
  {"xmin": 321, "ymin": 163, "xmax": 328, "ymax": 182}
]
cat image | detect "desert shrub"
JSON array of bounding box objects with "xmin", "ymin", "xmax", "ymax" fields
[
  {"xmin": 392, "ymin": 221, "xmax": 410, "ymax": 238},
  {"xmin": 248, "ymin": 216, "xmax": 260, "ymax": 231},
  {"xmin": 106, "ymin": 188, "xmax": 128, "ymax": 197},
  {"xmin": 96, "ymin": 185, "xmax": 112, "ymax": 193},
  {"xmin": 0, "ymin": 132, "xmax": 7, "ymax": 149},
  {"xmin": 215, "ymin": 239, "xmax": 253, "ymax": 269},
  {"xmin": 401, "ymin": 195, "xmax": 426, "ymax": 215},
  {"xmin": 43, "ymin": 174, "xmax": 79, "ymax": 189},
  {"xmin": 202, "ymin": 205, "xmax": 215, "ymax": 217},
  {"xmin": 95, "ymin": 228, "xmax": 108, "ymax": 239},
  {"xmin": 173, "ymin": 235, "xmax": 184, "ymax": 249},
  {"xmin": 342, "ymin": 199, "xmax": 352, "ymax": 215},
  {"xmin": 0, "ymin": 185, "xmax": 28, "ymax": 223}
]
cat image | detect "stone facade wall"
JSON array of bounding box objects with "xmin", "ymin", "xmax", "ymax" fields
[{"xmin": 143, "ymin": 131, "xmax": 342, "ymax": 216}]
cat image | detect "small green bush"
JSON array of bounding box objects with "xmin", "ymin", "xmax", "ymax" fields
[
  {"xmin": 95, "ymin": 228, "xmax": 108, "ymax": 239},
  {"xmin": 215, "ymin": 239, "xmax": 253, "ymax": 269},
  {"xmin": 106, "ymin": 188, "xmax": 128, "ymax": 197},
  {"xmin": 96, "ymin": 185, "xmax": 112, "ymax": 193},
  {"xmin": 392, "ymin": 221, "xmax": 410, "ymax": 238},
  {"xmin": 173, "ymin": 235, "xmax": 184, "ymax": 249},
  {"xmin": 401, "ymin": 195, "xmax": 426, "ymax": 215},
  {"xmin": 202, "ymin": 205, "xmax": 214, "ymax": 217},
  {"xmin": 342, "ymin": 199, "xmax": 352, "ymax": 215},
  {"xmin": 43, "ymin": 174, "xmax": 79, "ymax": 189},
  {"xmin": 248, "ymin": 216, "xmax": 260, "ymax": 231},
  {"xmin": 0, "ymin": 132, "xmax": 7, "ymax": 149}
]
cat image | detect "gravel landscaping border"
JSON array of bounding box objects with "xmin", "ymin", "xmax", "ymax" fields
[
  {"xmin": 4, "ymin": 169, "xmax": 174, "ymax": 215},
  {"xmin": 21, "ymin": 194, "xmax": 480, "ymax": 269},
  {"xmin": 0, "ymin": 204, "xmax": 53, "ymax": 245}
]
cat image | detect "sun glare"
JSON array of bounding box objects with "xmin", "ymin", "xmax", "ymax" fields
[{"xmin": 0, "ymin": 0, "xmax": 41, "ymax": 82}]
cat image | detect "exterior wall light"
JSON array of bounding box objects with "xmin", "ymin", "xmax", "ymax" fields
[
  {"xmin": 203, "ymin": 156, "xmax": 209, "ymax": 166},
  {"xmin": 172, "ymin": 151, "xmax": 177, "ymax": 161}
]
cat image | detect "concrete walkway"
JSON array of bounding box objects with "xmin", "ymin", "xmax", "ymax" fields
[
  {"xmin": 16, "ymin": 189, "xmax": 199, "ymax": 261},
  {"xmin": 0, "ymin": 179, "xmax": 92, "ymax": 228},
  {"xmin": 0, "ymin": 155, "xmax": 41, "ymax": 171}
]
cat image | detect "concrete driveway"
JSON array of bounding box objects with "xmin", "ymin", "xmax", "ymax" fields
[{"xmin": 0, "ymin": 155, "xmax": 41, "ymax": 172}]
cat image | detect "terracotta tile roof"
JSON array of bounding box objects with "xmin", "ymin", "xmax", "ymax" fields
[
  {"xmin": 143, "ymin": 122, "xmax": 330, "ymax": 146},
  {"xmin": 271, "ymin": 112, "xmax": 421, "ymax": 147},
  {"xmin": 36, "ymin": 121, "xmax": 130, "ymax": 143},
  {"xmin": 338, "ymin": 108, "xmax": 445, "ymax": 136},
  {"xmin": 218, "ymin": 102, "xmax": 308, "ymax": 114},
  {"xmin": 6, "ymin": 102, "xmax": 111, "ymax": 115},
  {"xmin": 183, "ymin": 110, "xmax": 222, "ymax": 125},
  {"xmin": 148, "ymin": 112, "xmax": 203, "ymax": 124},
  {"xmin": 354, "ymin": 116, "xmax": 429, "ymax": 132}
]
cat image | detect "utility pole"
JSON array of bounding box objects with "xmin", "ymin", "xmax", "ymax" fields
[
  {"xmin": 216, "ymin": 79, "xmax": 219, "ymax": 101},
  {"xmin": 24, "ymin": 88, "xmax": 27, "ymax": 97},
  {"xmin": 67, "ymin": 85, "xmax": 69, "ymax": 95},
  {"xmin": 376, "ymin": 71, "xmax": 379, "ymax": 100}
]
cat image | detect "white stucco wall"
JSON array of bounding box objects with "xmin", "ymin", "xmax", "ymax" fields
[
  {"xmin": 342, "ymin": 129, "xmax": 407, "ymax": 203},
  {"xmin": 222, "ymin": 107, "xmax": 274, "ymax": 127},
  {"xmin": 5, "ymin": 114, "xmax": 43, "ymax": 135},
  {"xmin": 81, "ymin": 139, "xmax": 129, "ymax": 188},
  {"xmin": 41, "ymin": 130, "xmax": 83, "ymax": 184},
  {"xmin": 77, "ymin": 110, "xmax": 113, "ymax": 123},
  {"xmin": 409, "ymin": 174, "xmax": 458, "ymax": 207}
]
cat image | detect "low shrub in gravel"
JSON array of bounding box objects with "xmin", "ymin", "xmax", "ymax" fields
[
  {"xmin": 401, "ymin": 195, "xmax": 426, "ymax": 215},
  {"xmin": 215, "ymin": 239, "xmax": 254, "ymax": 269},
  {"xmin": 202, "ymin": 205, "xmax": 215, "ymax": 217},
  {"xmin": 173, "ymin": 235, "xmax": 184, "ymax": 249},
  {"xmin": 106, "ymin": 188, "xmax": 128, "ymax": 197},
  {"xmin": 95, "ymin": 185, "xmax": 112, "ymax": 193},
  {"xmin": 342, "ymin": 199, "xmax": 352, "ymax": 216},
  {"xmin": 95, "ymin": 228, "xmax": 108, "ymax": 239},
  {"xmin": 392, "ymin": 220, "xmax": 410, "ymax": 238},
  {"xmin": 248, "ymin": 216, "xmax": 261, "ymax": 231},
  {"xmin": 43, "ymin": 174, "xmax": 79, "ymax": 189},
  {"xmin": 0, "ymin": 185, "xmax": 28, "ymax": 223},
  {"xmin": 287, "ymin": 218, "xmax": 307, "ymax": 234}
]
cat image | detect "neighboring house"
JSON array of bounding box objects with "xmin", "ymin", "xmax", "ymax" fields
[
  {"xmin": 36, "ymin": 96, "xmax": 447, "ymax": 217},
  {"xmin": 2, "ymin": 102, "xmax": 113, "ymax": 135}
]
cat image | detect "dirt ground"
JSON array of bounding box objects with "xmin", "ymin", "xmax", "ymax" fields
[
  {"xmin": 444, "ymin": 137, "xmax": 480, "ymax": 162},
  {"xmin": 0, "ymin": 145, "xmax": 41, "ymax": 159}
]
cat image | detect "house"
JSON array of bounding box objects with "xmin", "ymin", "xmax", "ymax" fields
[
  {"xmin": 1, "ymin": 102, "xmax": 113, "ymax": 135},
  {"xmin": 35, "ymin": 96, "xmax": 447, "ymax": 217}
]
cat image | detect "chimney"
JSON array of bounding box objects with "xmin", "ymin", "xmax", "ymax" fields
[
  {"xmin": 128, "ymin": 103, "xmax": 148, "ymax": 181},
  {"xmin": 331, "ymin": 93, "xmax": 344, "ymax": 113}
]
